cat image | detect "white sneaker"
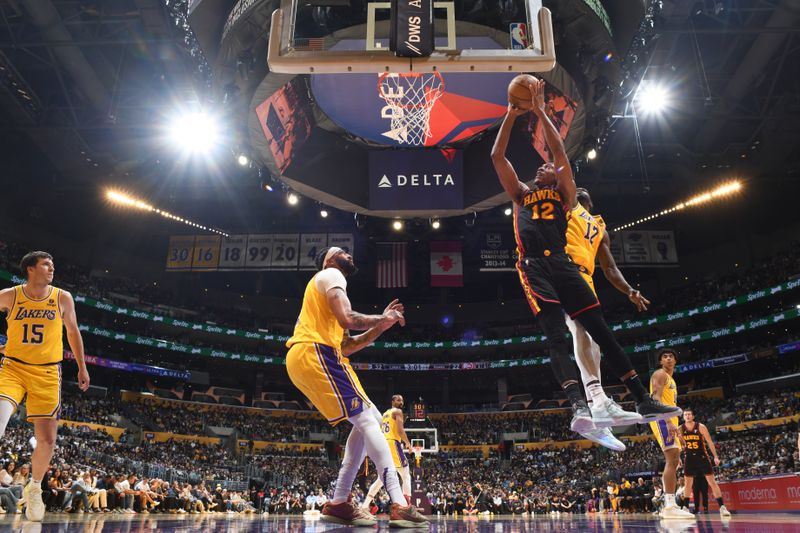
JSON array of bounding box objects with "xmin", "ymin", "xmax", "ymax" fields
[
  {"xmin": 659, "ymin": 505, "xmax": 696, "ymax": 519},
  {"xmin": 591, "ymin": 398, "xmax": 644, "ymax": 428},
  {"xmin": 579, "ymin": 427, "xmax": 626, "ymax": 451},
  {"xmin": 719, "ymin": 505, "xmax": 731, "ymax": 517},
  {"xmin": 24, "ymin": 482, "xmax": 45, "ymax": 522}
]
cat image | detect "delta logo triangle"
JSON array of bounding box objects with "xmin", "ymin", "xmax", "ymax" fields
[{"xmin": 378, "ymin": 175, "xmax": 392, "ymax": 188}]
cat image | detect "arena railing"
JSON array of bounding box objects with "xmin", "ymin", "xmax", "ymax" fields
[{"xmin": 1, "ymin": 268, "xmax": 797, "ymax": 350}]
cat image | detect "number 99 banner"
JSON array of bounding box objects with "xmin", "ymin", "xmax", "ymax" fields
[{"xmin": 166, "ymin": 233, "xmax": 353, "ymax": 272}]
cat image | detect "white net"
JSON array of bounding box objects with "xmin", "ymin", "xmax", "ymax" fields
[{"xmin": 377, "ymin": 72, "xmax": 445, "ymax": 146}]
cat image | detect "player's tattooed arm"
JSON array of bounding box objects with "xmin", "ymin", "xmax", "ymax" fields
[
  {"xmin": 327, "ymin": 289, "xmax": 403, "ymax": 332},
  {"xmin": 340, "ymin": 299, "xmax": 405, "ymax": 356}
]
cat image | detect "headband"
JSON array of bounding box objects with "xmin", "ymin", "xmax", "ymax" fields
[{"xmin": 324, "ymin": 247, "xmax": 344, "ymax": 266}]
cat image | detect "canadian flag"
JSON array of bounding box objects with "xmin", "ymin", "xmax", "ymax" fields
[{"xmin": 430, "ymin": 241, "xmax": 463, "ymax": 287}]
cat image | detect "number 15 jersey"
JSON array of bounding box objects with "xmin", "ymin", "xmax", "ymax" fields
[{"xmin": 5, "ymin": 285, "xmax": 64, "ymax": 365}]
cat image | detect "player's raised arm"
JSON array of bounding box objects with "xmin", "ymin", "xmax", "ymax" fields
[
  {"xmin": 60, "ymin": 290, "xmax": 90, "ymax": 391},
  {"xmin": 326, "ymin": 288, "xmax": 400, "ymax": 332},
  {"xmin": 340, "ymin": 299, "xmax": 405, "ymax": 356},
  {"xmin": 597, "ymin": 230, "xmax": 650, "ymax": 311},
  {"xmin": 530, "ymin": 80, "xmax": 576, "ymax": 208},
  {"xmin": 491, "ymin": 106, "xmax": 530, "ymax": 205}
]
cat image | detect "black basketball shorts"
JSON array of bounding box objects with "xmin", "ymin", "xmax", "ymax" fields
[{"xmin": 516, "ymin": 252, "xmax": 599, "ymax": 317}]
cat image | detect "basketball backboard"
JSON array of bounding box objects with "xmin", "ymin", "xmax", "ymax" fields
[{"xmin": 267, "ymin": 0, "xmax": 555, "ymax": 74}]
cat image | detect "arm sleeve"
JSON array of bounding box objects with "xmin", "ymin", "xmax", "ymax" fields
[{"xmin": 314, "ymin": 268, "xmax": 347, "ymax": 294}]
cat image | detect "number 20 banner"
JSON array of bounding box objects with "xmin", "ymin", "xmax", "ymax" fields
[{"xmin": 166, "ymin": 233, "xmax": 353, "ymax": 272}]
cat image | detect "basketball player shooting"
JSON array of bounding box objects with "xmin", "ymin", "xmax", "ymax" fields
[
  {"xmin": 491, "ymin": 79, "xmax": 681, "ymax": 434},
  {"xmin": 285, "ymin": 247, "xmax": 428, "ymax": 528}
]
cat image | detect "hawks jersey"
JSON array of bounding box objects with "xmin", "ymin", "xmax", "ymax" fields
[
  {"xmin": 382, "ymin": 408, "xmax": 403, "ymax": 442},
  {"xmin": 565, "ymin": 203, "xmax": 605, "ymax": 277},
  {"xmin": 513, "ymin": 186, "xmax": 570, "ymax": 258},
  {"xmin": 680, "ymin": 423, "xmax": 710, "ymax": 460},
  {"xmin": 4, "ymin": 285, "xmax": 64, "ymax": 364},
  {"xmin": 286, "ymin": 270, "xmax": 345, "ymax": 350}
]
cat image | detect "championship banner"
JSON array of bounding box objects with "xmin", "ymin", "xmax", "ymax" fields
[
  {"xmin": 191, "ymin": 235, "xmax": 221, "ymax": 271},
  {"xmin": 478, "ymin": 231, "xmax": 517, "ymax": 271},
  {"xmin": 219, "ymin": 235, "xmax": 248, "ymax": 270},
  {"xmin": 719, "ymin": 474, "xmax": 800, "ymax": 512},
  {"xmin": 430, "ymin": 241, "xmax": 463, "ymax": 287}
]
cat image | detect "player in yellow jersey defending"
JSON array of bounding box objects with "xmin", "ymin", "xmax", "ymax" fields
[
  {"xmin": 361, "ymin": 394, "xmax": 414, "ymax": 510},
  {"xmin": 564, "ymin": 188, "xmax": 649, "ymax": 450},
  {"xmin": 650, "ymin": 349, "xmax": 694, "ymax": 519},
  {"xmin": 0, "ymin": 251, "xmax": 90, "ymax": 522},
  {"xmin": 285, "ymin": 247, "xmax": 427, "ymax": 528}
]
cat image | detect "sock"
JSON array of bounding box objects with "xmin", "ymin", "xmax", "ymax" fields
[
  {"xmin": 622, "ymin": 374, "xmax": 648, "ymax": 403},
  {"xmin": 716, "ymin": 497, "xmax": 723, "ymax": 506},
  {"xmin": 586, "ymin": 381, "xmax": 609, "ymax": 405},
  {"xmin": 564, "ymin": 382, "xmax": 585, "ymax": 406},
  {"xmin": 333, "ymin": 426, "xmax": 367, "ymax": 504},
  {"xmin": 348, "ymin": 407, "xmax": 405, "ymax": 505},
  {"xmin": 664, "ymin": 494, "xmax": 675, "ymax": 508}
]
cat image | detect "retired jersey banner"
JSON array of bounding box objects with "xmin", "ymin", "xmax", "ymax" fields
[{"xmin": 430, "ymin": 241, "xmax": 463, "ymax": 287}]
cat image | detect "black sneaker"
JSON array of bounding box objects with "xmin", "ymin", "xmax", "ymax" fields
[
  {"xmin": 636, "ymin": 395, "xmax": 682, "ymax": 422},
  {"xmin": 570, "ymin": 401, "xmax": 594, "ymax": 433}
]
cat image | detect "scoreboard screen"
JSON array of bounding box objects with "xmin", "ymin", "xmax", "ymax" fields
[{"xmin": 411, "ymin": 401, "xmax": 427, "ymax": 421}]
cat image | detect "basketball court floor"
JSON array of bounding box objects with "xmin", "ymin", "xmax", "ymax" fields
[{"xmin": 0, "ymin": 513, "xmax": 797, "ymax": 532}]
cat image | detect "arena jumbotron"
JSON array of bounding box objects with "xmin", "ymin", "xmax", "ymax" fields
[{"xmin": 0, "ymin": 0, "xmax": 798, "ymax": 531}]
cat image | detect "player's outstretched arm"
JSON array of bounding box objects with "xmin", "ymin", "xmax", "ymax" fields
[
  {"xmin": 327, "ymin": 289, "xmax": 400, "ymax": 331},
  {"xmin": 60, "ymin": 290, "xmax": 90, "ymax": 391},
  {"xmin": 340, "ymin": 299, "xmax": 404, "ymax": 356},
  {"xmin": 491, "ymin": 106, "xmax": 530, "ymax": 205},
  {"xmin": 530, "ymin": 80, "xmax": 576, "ymax": 208},
  {"xmin": 597, "ymin": 230, "xmax": 650, "ymax": 311}
]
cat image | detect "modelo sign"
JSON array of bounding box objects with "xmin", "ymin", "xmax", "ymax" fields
[{"xmin": 369, "ymin": 149, "xmax": 463, "ymax": 210}]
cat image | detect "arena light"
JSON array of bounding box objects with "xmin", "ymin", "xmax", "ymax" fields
[
  {"xmin": 237, "ymin": 153, "xmax": 249, "ymax": 166},
  {"xmin": 504, "ymin": 207, "xmax": 513, "ymax": 216},
  {"xmin": 431, "ymin": 219, "xmax": 441, "ymax": 229},
  {"xmin": 635, "ymin": 82, "xmax": 670, "ymax": 115},
  {"xmin": 392, "ymin": 220, "xmax": 404, "ymax": 231},
  {"xmin": 587, "ymin": 148, "xmax": 597, "ymax": 160},
  {"xmin": 287, "ymin": 192, "xmax": 299, "ymax": 206},
  {"xmin": 167, "ymin": 111, "xmax": 221, "ymax": 153},
  {"xmin": 320, "ymin": 209, "xmax": 329, "ymax": 218},
  {"xmin": 105, "ymin": 189, "xmax": 228, "ymax": 236},
  {"xmin": 613, "ymin": 181, "xmax": 742, "ymax": 232}
]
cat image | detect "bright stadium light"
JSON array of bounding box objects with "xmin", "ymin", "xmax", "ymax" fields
[
  {"xmin": 105, "ymin": 188, "xmax": 228, "ymax": 236},
  {"xmin": 168, "ymin": 111, "xmax": 221, "ymax": 153},
  {"xmin": 237, "ymin": 153, "xmax": 249, "ymax": 166},
  {"xmin": 287, "ymin": 192, "xmax": 299, "ymax": 206},
  {"xmin": 636, "ymin": 82, "xmax": 670, "ymax": 115},
  {"xmin": 613, "ymin": 180, "xmax": 743, "ymax": 231},
  {"xmin": 431, "ymin": 219, "xmax": 441, "ymax": 229},
  {"xmin": 504, "ymin": 207, "xmax": 512, "ymax": 216},
  {"xmin": 392, "ymin": 220, "xmax": 404, "ymax": 231},
  {"xmin": 587, "ymin": 148, "xmax": 597, "ymax": 160},
  {"xmin": 320, "ymin": 209, "xmax": 329, "ymax": 218}
]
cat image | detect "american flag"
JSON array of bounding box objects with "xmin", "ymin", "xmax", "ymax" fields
[{"xmin": 376, "ymin": 242, "xmax": 408, "ymax": 288}]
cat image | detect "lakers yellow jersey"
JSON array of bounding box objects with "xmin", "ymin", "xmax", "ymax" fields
[
  {"xmin": 650, "ymin": 371, "xmax": 677, "ymax": 407},
  {"xmin": 286, "ymin": 270, "xmax": 345, "ymax": 350},
  {"xmin": 565, "ymin": 203, "xmax": 605, "ymax": 277},
  {"xmin": 5, "ymin": 285, "xmax": 64, "ymax": 364},
  {"xmin": 382, "ymin": 408, "xmax": 403, "ymax": 442}
]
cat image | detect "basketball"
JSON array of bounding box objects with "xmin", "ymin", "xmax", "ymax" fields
[{"xmin": 508, "ymin": 74, "xmax": 538, "ymax": 109}]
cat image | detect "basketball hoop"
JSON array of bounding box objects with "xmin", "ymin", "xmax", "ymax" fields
[
  {"xmin": 377, "ymin": 72, "xmax": 445, "ymax": 146},
  {"xmin": 412, "ymin": 445, "xmax": 423, "ymax": 466}
]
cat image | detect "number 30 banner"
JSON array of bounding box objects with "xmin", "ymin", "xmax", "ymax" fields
[{"xmin": 166, "ymin": 233, "xmax": 353, "ymax": 272}]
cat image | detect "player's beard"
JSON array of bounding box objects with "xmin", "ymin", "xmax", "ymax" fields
[{"xmin": 335, "ymin": 255, "xmax": 358, "ymax": 276}]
